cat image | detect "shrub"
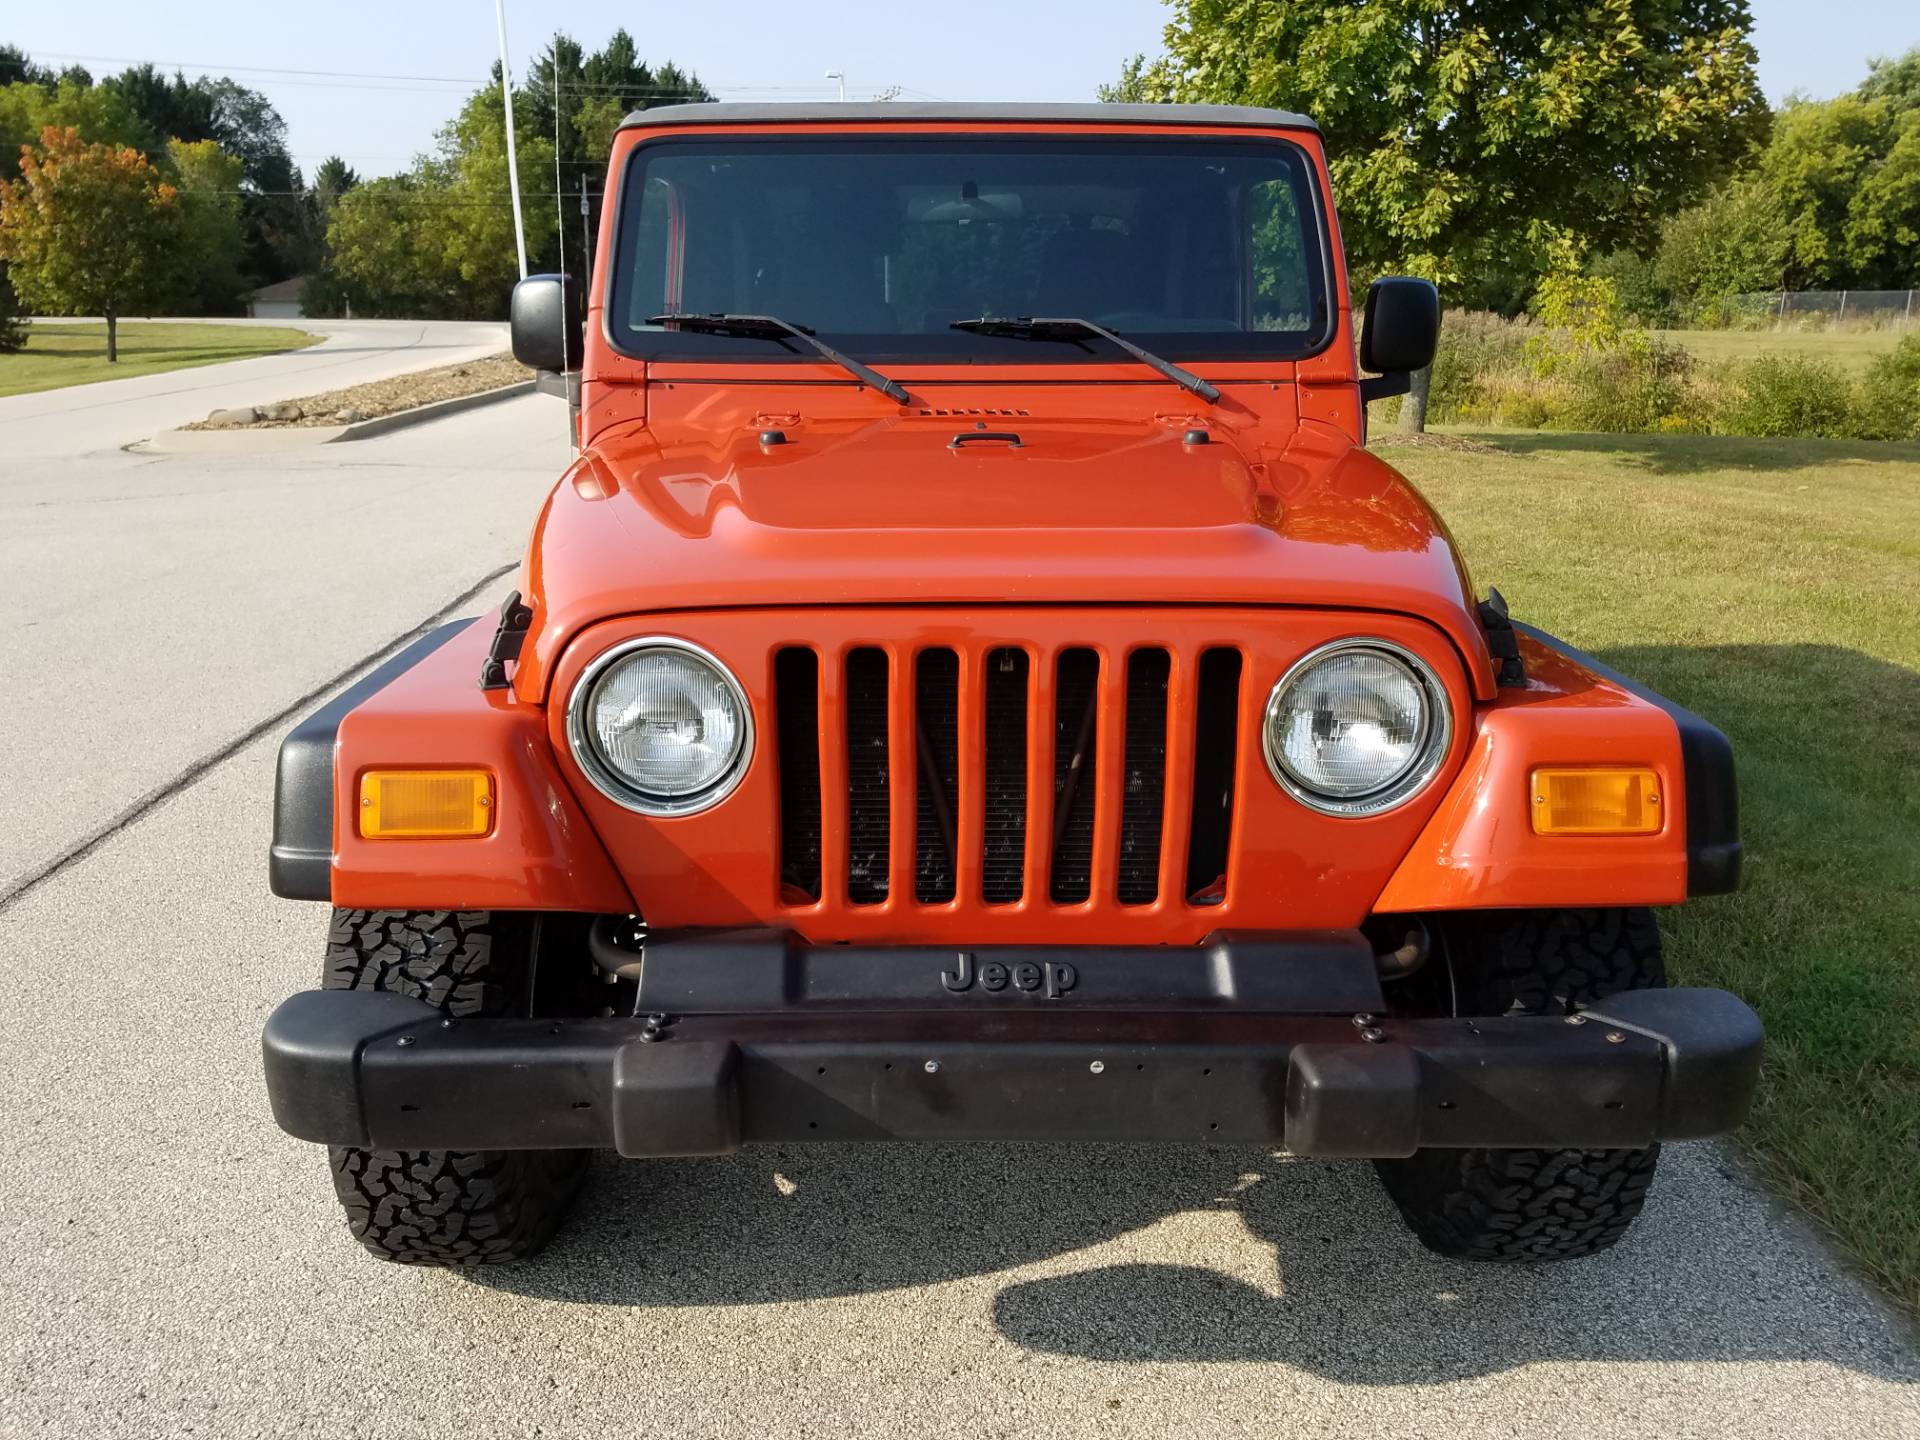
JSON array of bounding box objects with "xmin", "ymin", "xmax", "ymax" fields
[
  {"xmin": 1723, "ymin": 357, "xmax": 1857, "ymax": 438},
  {"xmin": 0, "ymin": 262, "xmax": 23, "ymax": 354},
  {"xmin": 1850, "ymin": 336, "xmax": 1920, "ymax": 441},
  {"xmin": 1427, "ymin": 309, "xmax": 1531, "ymax": 418}
]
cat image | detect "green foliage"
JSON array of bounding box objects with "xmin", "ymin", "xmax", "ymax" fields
[
  {"xmin": 164, "ymin": 138, "xmax": 248, "ymax": 314},
  {"xmin": 1723, "ymin": 357, "xmax": 1858, "ymax": 438},
  {"xmin": 0, "ymin": 77, "xmax": 154, "ymax": 181},
  {"xmin": 315, "ymin": 31, "xmax": 710, "ymax": 319},
  {"xmin": 1128, "ymin": 0, "xmax": 1768, "ymax": 294},
  {"xmin": 0, "ymin": 260, "xmax": 25, "ymax": 351},
  {"xmin": 1857, "ymin": 45, "xmax": 1920, "ymax": 116},
  {"xmin": 1097, "ymin": 55, "xmax": 1157, "ymax": 104},
  {"xmin": 1652, "ymin": 179, "xmax": 1790, "ymax": 310},
  {"xmin": 1851, "ymin": 337, "xmax": 1920, "ymax": 442},
  {"xmin": 1588, "ymin": 249, "xmax": 1666, "ymax": 325}
]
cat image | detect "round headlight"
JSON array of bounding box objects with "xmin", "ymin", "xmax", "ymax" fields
[
  {"xmin": 1263, "ymin": 640, "xmax": 1450, "ymax": 816},
  {"xmin": 567, "ymin": 639, "xmax": 753, "ymax": 816}
]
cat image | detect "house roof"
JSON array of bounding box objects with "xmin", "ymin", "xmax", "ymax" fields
[{"xmin": 618, "ymin": 101, "xmax": 1318, "ymax": 133}]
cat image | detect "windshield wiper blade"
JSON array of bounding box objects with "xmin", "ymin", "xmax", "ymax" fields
[
  {"xmin": 951, "ymin": 316, "xmax": 1221, "ymax": 404},
  {"xmin": 647, "ymin": 312, "xmax": 910, "ymax": 403}
]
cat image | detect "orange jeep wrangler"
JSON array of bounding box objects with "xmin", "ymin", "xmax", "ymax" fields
[{"xmin": 263, "ymin": 103, "xmax": 1759, "ymax": 1267}]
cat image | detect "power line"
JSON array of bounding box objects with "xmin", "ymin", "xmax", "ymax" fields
[{"xmin": 24, "ymin": 49, "xmax": 919, "ymax": 100}]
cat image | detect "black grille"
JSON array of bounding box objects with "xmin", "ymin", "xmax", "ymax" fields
[
  {"xmin": 771, "ymin": 637, "xmax": 1243, "ymax": 913},
  {"xmin": 913, "ymin": 649, "xmax": 959, "ymax": 903},
  {"xmin": 1118, "ymin": 649, "xmax": 1170, "ymax": 904},
  {"xmin": 1186, "ymin": 647, "xmax": 1243, "ymax": 904},
  {"xmin": 774, "ymin": 648, "xmax": 821, "ymax": 901},
  {"xmin": 1049, "ymin": 648, "xmax": 1101, "ymax": 903},
  {"xmin": 845, "ymin": 648, "xmax": 891, "ymax": 904}
]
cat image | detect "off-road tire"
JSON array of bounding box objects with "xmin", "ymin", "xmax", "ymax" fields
[
  {"xmin": 1375, "ymin": 907, "xmax": 1665, "ymax": 1263},
  {"xmin": 322, "ymin": 909, "xmax": 589, "ymax": 1266}
]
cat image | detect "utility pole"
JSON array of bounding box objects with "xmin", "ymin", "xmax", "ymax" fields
[
  {"xmin": 495, "ymin": 0, "xmax": 529, "ymax": 279},
  {"xmin": 826, "ymin": 69, "xmax": 847, "ymax": 102}
]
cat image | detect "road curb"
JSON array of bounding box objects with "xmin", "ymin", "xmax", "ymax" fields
[{"xmin": 132, "ymin": 380, "xmax": 537, "ymax": 454}]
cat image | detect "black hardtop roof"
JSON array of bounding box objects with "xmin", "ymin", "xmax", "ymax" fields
[{"xmin": 617, "ymin": 101, "xmax": 1319, "ymax": 134}]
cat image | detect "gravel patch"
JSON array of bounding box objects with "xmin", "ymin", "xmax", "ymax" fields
[{"xmin": 186, "ymin": 354, "xmax": 530, "ymax": 429}]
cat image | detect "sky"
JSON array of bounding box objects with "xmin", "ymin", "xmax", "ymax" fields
[{"xmin": 5, "ymin": 0, "xmax": 1914, "ymax": 181}]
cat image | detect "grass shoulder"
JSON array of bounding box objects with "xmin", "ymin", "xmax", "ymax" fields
[
  {"xmin": 0, "ymin": 321, "xmax": 322, "ymax": 398},
  {"xmin": 1387, "ymin": 428, "xmax": 1920, "ymax": 1320}
]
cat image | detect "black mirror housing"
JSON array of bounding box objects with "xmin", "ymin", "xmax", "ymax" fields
[
  {"xmin": 1358, "ymin": 277, "xmax": 1440, "ymax": 402},
  {"xmin": 510, "ymin": 274, "xmax": 584, "ymax": 374}
]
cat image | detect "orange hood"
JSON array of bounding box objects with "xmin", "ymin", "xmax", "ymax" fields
[{"xmin": 514, "ymin": 390, "xmax": 1493, "ymax": 701}]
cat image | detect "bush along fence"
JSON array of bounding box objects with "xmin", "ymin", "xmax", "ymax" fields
[{"xmin": 1373, "ymin": 312, "xmax": 1920, "ymax": 442}]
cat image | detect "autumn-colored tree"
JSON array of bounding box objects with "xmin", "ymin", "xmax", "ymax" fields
[{"xmin": 0, "ymin": 126, "xmax": 180, "ymax": 359}]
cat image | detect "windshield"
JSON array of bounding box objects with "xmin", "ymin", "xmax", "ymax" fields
[{"xmin": 607, "ymin": 135, "xmax": 1332, "ymax": 363}]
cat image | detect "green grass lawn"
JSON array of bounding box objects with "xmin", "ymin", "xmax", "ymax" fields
[
  {"xmin": 1656, "ymin": 326, "xmax": 1911, "ymax": 373},
  {"xmin": 1382, "ymin": 429, "xmax": 1920, "ymax": 1318},
  {"xmin": 0, "ymin": 321, "xmax": 321, "ymax": 398}
]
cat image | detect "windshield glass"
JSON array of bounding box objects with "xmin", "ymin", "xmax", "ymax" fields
[{"xmin": 608, "ymin": 136, "xmax": 1331, "ymax": 363}]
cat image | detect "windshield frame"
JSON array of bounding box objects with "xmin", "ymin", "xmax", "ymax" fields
[{"xmin": 601, "ymin": 130, "xmax": 1339, "ymax": 368}]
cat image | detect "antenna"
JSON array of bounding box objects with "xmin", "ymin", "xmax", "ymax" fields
[
  {"xmin": 494, "ymin": 0, "xmax": 529, "ymax": 279},
  {"xmin": 551, "ymin": 33, "xmax": 577, "ymax": 454}
]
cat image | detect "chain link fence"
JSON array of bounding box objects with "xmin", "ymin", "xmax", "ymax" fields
[{"xmin": 1712, "ymin": 290, "xmax": 1920, "ymax": 330}]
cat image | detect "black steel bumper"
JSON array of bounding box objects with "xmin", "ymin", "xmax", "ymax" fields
[{"xmin": 263, "ymin": 938, "xmax": 1762, "ymax": 1158}]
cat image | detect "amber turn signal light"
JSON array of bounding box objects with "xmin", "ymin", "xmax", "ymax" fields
[
  {"xmin": 1530, "ymin": 767, "xmax": 1662, "ymax": 836},
  {"xmin": 359, "ymin": 769, "xmax": 494, "ymax": 838}
]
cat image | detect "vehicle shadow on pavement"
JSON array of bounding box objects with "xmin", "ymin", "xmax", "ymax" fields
[{"xmin": 475, "ymin": 1141, "xmax": 1919, "ymax": 1384}]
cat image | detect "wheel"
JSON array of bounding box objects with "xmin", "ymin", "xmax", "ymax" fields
[
  {"xmin": 1374, "ymin": 907, "xmax": 1666, "ymax": 1263},
  {"xmin": 321, "ymin": 908, "xmax": 593, "ymax": 1265}
]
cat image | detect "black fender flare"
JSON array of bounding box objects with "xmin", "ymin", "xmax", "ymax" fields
[{"xmin": 268, "ymin": 619, "xmax": 477, "ymax": 901}]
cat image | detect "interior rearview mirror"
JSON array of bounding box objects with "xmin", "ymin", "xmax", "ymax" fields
[
  {"xmin": 510, "ymin": 273, "xmax": 584, "ymax": 375},
  {"xmin": 1358, "ymin": 277, "xmax": 1440, "ymax": 402}
]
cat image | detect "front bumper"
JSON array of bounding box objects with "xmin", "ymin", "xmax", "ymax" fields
[{"xmin": 263, "ymin": 937, "xmax": 1762, "ymax": 1158}]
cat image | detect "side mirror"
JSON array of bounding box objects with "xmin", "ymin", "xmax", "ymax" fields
[
  {"xmin": 1358, "ymin": 277, "xmax": 1440, "ymax": 402},
  {"xmin": 510, "ymin": 273, "xmax": 584, "ymax": 375}
]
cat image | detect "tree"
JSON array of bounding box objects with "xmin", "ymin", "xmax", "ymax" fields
[
  {"xmin": 1858, "ymin": 45, "xmax": 1920, "ymax": 117},
  {"xmin": 1653, "ymin": 178, "xmax": 1790, "ymax": 306},
  {"xmin": 1118, "ymin": 0, "xmax": 1769, "ymax": 427},
  {"xmin": 1, "ymin": 76, "xmax": 154, "ymax": 181},
  {"xmin": 166, "ymin": 138, "xmax": 248, "ymax": 313},
  {"xmin": 0, "ymin": 45, "xmax": 52, "ymax": 89},
  {"xmin": 0, "ymin": 126, "xmax": 180, "ymax": 359}
]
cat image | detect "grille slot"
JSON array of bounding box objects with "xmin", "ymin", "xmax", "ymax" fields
[
  {"xmin": 1186, "ymin": 647, "xmax": 1243, "ymax": 904},
  {"xmin": 913, "ymin": 649, "xmax": 959, "ymax": 903},
  {"xmin": 774, "ymin": 648, "xmax": 822, "ymax": 902},
  {"xmin": 1049, "ymin": 648, "xmax": 1101, "ymax": 903},
  {"xmin": 1118, "ymin": 649, "xmax": 1171, "ymax": 904},
  {"xmin": 845, "ymin": 648, "xmax": 891, "ymax": 904},
  {"xmin": 982, "ymin": 648, "xmax": 1030, "ymax": 904}
]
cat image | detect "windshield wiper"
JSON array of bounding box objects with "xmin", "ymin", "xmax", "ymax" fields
[
  {"xmin": 646, "ymin": 312, "xmax": 910, "ymax": 403},
  {"xmin": 951, "ymin": 317, "xmax": 1221, "ymax": 404}
]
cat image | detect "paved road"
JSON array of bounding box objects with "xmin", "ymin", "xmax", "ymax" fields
[
  {"xmin": 2, "ymin": 318, "xmax": 508, "ymax": 460},
  {"xmin": 1, "ymin": 369, "xmax": 1916, "ymax": 1438},
  {"xmin": 0, "ymin": 320, "xmax": 545, "ymax": 898}
]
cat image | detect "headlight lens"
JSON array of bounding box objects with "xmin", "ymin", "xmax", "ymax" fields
[
  {"xmin": 568, "ymin": 639, "xmax": 752, "ymax": 815},
  {"xmin": 1263, "ymin": 640, "xmax": 1450, "ymax": 816}
]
